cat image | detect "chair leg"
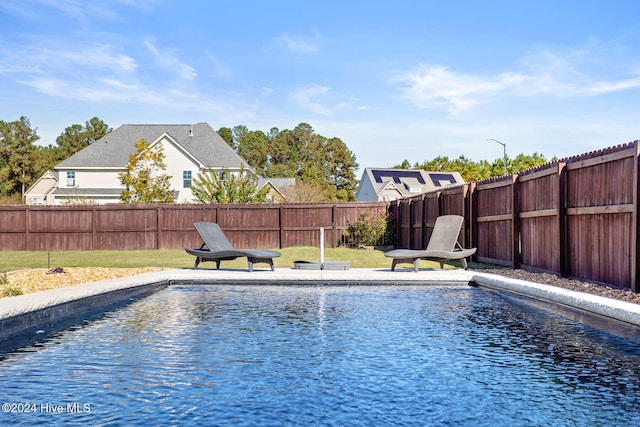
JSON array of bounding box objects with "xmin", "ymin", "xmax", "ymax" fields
[{"xmin": 194, "ymin": 257, "xmax": 201, "ymax": 269}]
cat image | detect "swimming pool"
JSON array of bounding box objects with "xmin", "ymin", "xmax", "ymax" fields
[{"xmin": 1, "ymin": 284, "xmax": 640, "ymax": 426}]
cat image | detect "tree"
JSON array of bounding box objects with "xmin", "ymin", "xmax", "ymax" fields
[
  {"xmin": 0, "ymin": 116, "xmax": 39, "ymax": 200},
  {"xmin": 56, "ymin": 117, "xmax": 111, "ymax": 160},
  {"xmin": 235, "ymin": 126, "xmax": 270, "ymax": 176},
  {"xmin": 324, "ymin": 136, "xmax": 358, "ymax": 201},
  {"xmin": 263, "ymin": 123, "xmax": 359, "ymax": 201},
  {"xmin": 396, "ymin": 152, "xmax": 550, "ymax": 182},
  {"xmin": 119, "ymin": 139, "xmax": 174, "ymax": 203},
  {"xmin": 278, "ymin": 181, "xmax": 328, "ymax": 203},
  {"xmin": 217, "ymin": 126, "xmax": 234, "ymax": 148},
  {"xmin": 191, "ymin": 167, "xmax": 269, "ymax": 203}
]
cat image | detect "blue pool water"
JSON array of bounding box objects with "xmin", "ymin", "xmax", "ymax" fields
[{"xmin": 1, "ymin": 284, "xmax": 640, "ymax": 426}]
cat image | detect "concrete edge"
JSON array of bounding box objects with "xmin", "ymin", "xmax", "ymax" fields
[
  {"xmin": 1, "ymin": 268, "xmax": 639, "ymax": 340},
  {"xmin": 470, "ymin": 272, "xmax": 640, "ymax": 327}
]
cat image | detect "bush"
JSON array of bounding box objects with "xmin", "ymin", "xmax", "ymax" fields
[
  {"xmin": 0, "ymin": 274, "xmax": 23, "ymax": 297},
  {"xmin": 343, "ymin": 211, "xmax": 395, "ymax": 247}
]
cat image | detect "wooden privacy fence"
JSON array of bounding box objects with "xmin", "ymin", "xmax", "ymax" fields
[
  {"xmin": 0, "ymin": 202, "xmax": 388, "ymax": 252},
  {"xmin": 3, "ymin": 141, "xmax": 639, "ymax": 291},
  {"xmin": 391, "ymin": 141, "xmax": 640, "ymax": 292}
]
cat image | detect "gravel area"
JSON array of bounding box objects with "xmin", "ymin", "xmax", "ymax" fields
[
  {"xmin": 1, "ymin": 266, "xmax": 639, "ymax": 305},
  {"xmin": 482, "ymin": 269, "xmax": 640, "ymax": 305},
  {"xmin": 1, "ymin": 267, "xmax": 165, "ymax": 298}
]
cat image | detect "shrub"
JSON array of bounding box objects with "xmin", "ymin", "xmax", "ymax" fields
[
  {"xmin": 344, "ymin": 211, "xmax": 395, "ymax": 247},
  {"xmin": 0, "ymin": 274, "xmax": 23, "ymax": 297}
]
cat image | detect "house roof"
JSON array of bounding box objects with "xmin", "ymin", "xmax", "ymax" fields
[
  {"xmin": 55, "ymin": 123, "xmax": 251, "ymax": 170},
  {"xmin": 24, "ymin": 170, "xmax": 59, "ymax": 197},
  {"xmin": 256, "ymin": 178, "xmax": 296, "ymax": 189},
  {"xmin": 52, "ymin": 187, "xmax": 180, "ymax": 199},
  {"xmin": 359, "ymin": 168, "xmax": 464, "ymax": 199}
]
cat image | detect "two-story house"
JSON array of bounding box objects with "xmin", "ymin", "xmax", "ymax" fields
[{"xmin": 26, "ymin": 123, "xmax": 255, "ymax": 205}]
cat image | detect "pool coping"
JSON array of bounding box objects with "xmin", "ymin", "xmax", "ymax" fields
[{"xmin": 1, "ymin": 267, "xmax": 640, "ymax": 340}]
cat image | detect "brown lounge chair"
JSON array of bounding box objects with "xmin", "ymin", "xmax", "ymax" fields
[
  {"xmin": 185, "ymin": 222, "xmax": 281, "ymax": 271},
  {"xmin": 384, "ymin": 215, "xmax": 476, "ymax": 272}
]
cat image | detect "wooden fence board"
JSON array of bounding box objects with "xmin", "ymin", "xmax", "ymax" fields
[
  {"xmin": 0, "ymin": 207, "xmax": 27, "ymax": 251},
  {"xmin": 517, "ymin": 163, "xmax": 563, "ymax": 274},
  {"xmin": 472, "ymin": 177, "xmax": 515, "ymax": 266}
]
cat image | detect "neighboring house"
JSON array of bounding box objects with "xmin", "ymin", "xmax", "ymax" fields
[
  {"xmin": 24, "ymin": 170, "xmax": 59, "ymax": 205},
  {"xmin": 356, "ymin": 168, "xmax": 465, "ymax": 202},
  {"xmin": 25, "ymin": 123, "xmax": 254, "ymax": 205},
  {"xmin": 257, "ymin": 178, "xmax": 296, "ymax": 203}
]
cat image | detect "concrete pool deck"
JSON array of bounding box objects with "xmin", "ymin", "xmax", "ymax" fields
[{"xmin": 1, "ymin": 267, "xmax": 640, "ymax": 340}]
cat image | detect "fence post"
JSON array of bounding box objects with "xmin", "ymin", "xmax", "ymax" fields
[
  {"xmin": 156, "ymin": 206, "xmax": 161, "ymax": 250},
  {"xmin": 512, "ymin": 174, "xmax": 520, "ymax": 269},
  {"xmin": 331, "ymin": 204, "xmax": 336, "ymax": 248},
  {"xmin": 25, "ymin": 205, "xmax": 30, "ymax": 251},
  {"xmin": 558, "ymin": 162, "xmax": 568, "ymax": 277},
  {"xmin": 91, "ymin": 206, "xmax": 96, "ymax": 251},
  {"xmin": 279, "ymin": 205, "xmax": 284, "ymax": 249},
  {"xmin": 633, "ymin": 140, "xmax": 640, "ymax": 292},
  {"xmin": 467, "ymin": 181, "xmax": 478, "ymax": 254}
]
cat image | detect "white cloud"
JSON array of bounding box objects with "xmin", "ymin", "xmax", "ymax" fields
[
  {"xmin": 290, "ymin": 85, "xmax": 337, "ymax": 116},
  {"xmin": 57, "ymin": 46, "xmax": 138, "ymax": 72},
  {"xmin": 144, "ymin": 38, "xmax": 197, "ymax": 80},
  {"xmin": 0, "ymin": 0, "xmax": 146, "ymax": 26},
  {"xmin": 0, "ymin": 43, "xmax": 137, "ymax": 74},
  {"xmin": 276, "ymin": 33, "xmax": 319, "ymax": 54},
  {"xmin": 261, "ymin": 86, "xmax": 274, "ymax": 97},
  {"xmin": 391, "ymin": 51, "xmax": 640, "ymax": 115}
]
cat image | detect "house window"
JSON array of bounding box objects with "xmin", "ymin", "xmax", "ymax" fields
[
  {"xmin": 183, "ymin": 170, "xmax": 192, "ymax": 188},
  {"xmin": 28, "ymin": 197, "xmax": 45, "ymax": 205},
  {"xmin": 66, "ymin": 171, "xmax": 76, "ymax": 187},
  {"xmin": 219, "ymin": 171, "xmax": 228, "ymax": 180}
]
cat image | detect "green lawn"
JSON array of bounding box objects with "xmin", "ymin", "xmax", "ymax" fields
[{"xmin": 0, "ymin": 247, "xmax": 488, "ymax": 272}]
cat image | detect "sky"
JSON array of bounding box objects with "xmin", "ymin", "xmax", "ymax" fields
[{"xmin": 1, "ymin": 0, "xmax": 640, "ymax": 174}]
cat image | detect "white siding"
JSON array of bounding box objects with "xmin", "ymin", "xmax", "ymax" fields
[
  {"xmin": 158, "ymin": 137, "xmax": 200, "ymax": 203},
  {"xmin": 356, "ymin": 175, "xmax": 378, "ymax": 201},
  {"xmin": 68, "ymin": 170, "xmax": 124, "ymax": 189}
]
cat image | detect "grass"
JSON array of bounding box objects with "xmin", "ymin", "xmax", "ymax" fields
[{"xmin": 0, "ymin": 247, "xmax": 490, "ymax": 273}]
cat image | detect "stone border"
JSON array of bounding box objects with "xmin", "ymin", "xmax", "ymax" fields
[
  {"xmin": 1, "ymin": 268, "xmax": 639, "ymax": 340},
  {"xmin": 471, "ymin": 272, "xmax": 640, "ymax": 327}
]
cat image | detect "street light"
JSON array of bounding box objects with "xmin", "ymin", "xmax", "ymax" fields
[{"xmin": 489, "ymin": 139, "xmax": 507, "ymax": 176}]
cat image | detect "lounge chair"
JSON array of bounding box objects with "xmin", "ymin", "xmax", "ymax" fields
[
  {"xmin": 384, "ymin": 215, "xmax": 476, "ymax": 272},
  {"xmin": 185, "ymin": 222, "xmax": 281, "ymax": 271}
]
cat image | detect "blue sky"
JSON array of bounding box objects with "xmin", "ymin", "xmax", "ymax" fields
[{"xmin": 1, "ymin": 0, "xmax": 640, "ymax": 173}]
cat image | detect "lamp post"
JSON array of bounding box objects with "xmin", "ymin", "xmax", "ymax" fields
[{"xmin": 490, "ymin": 139, "xmax": 507, "ymax": 176}]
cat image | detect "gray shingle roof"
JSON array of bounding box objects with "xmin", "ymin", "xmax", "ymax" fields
[
  {"xmin": 55, "ymin": 123, "xmax": 251, "ymax": 170},
  {"xmin": 53, "ymin": 187, "xmax": 122, "ymax": 195},
  {"xmin": 257, "ymin": 178, "xmax": 296, "ymax": 188},
  {"xmin": 360, "ymin": 168, "xmax": 465, "ymax": 198}
]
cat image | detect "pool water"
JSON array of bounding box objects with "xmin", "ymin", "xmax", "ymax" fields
[{"xmin": 1, "ymin": 284, "xmax": 640, "ymax": 426}]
